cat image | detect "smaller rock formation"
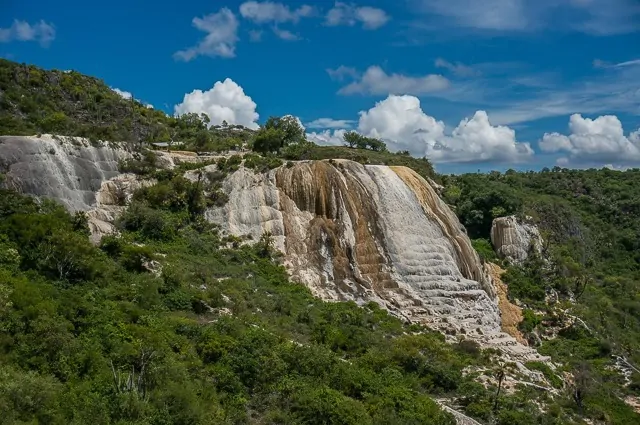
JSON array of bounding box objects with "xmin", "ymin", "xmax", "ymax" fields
[
  {"xmin": 0, "ymin": 134, "xmax": 133, "ymax": 211},
  {"xmin": 491, "ymin": 216, "xmax": 543, "ymax": 265},
  {"xmin": 86, "ymin": 174, "xmax": 154, "ymax": 243}
]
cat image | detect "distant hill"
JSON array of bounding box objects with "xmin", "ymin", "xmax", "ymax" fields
[{"xmin": 0, "ymin": 58, "xmax": 254, "ymax": 150}]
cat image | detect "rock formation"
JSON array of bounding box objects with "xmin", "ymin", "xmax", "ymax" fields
[
  {"xmin": 490, "ymin": 215, "xmax": 543, "ymax": 265},
  {"xmin": 1, "ymin": 135, "xmax": 194, "ymax": 241},
  {"xmin": 486, "ymin": 262, "xmax": 526, "ymax": 344},
  {"xmin": 1, "ymin": 137, "xmax": 544, "ymax": 361},
  {"xmin": 0, "ymin": 134, "xmax": 132, "ymax": 211},
  {"xmin": 208, "ymin": 160, "xmax": 545, "ymax": 361}
]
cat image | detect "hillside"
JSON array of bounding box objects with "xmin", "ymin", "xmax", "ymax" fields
[
  {"xmin": 0, "ymin": 59, "xmax": 437, "ymax": 181},
  {"xmin": 443, "ymin": 168, "xmax": 640, "ymax": 419},
  {"xmin": 0, "ymin": 58, "xmax": 254, "ymax": 150},
  {"xmin": 0, "ymin": 61, "xmax": 639, "ymax": 424}
]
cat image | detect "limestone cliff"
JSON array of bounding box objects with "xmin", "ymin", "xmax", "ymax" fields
[
  {"xmin": 0, "ymin": 134, "xmax": 132, "ymax": 211},
  {"xmin": 491, "ymin": 215, "xmax": 543, "ymax": 265},
  {"xmin": 0, "ymin": 138, "xmax": 543, "ymax": 360},
  {"xmin": 208, "ymin": 160, "xmax": 544, "ymax": 360},
  {"xmin": 0, "ymin": 135, "xmax": 190, "ymax": 242}
]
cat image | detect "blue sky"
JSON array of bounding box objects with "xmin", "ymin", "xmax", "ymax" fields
[{"xmin": 2, "ymin": 0, "xmax": 640, "ymax": 173}]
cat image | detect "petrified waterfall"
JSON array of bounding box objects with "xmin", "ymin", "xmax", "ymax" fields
[
  {"xmin": 0, "ymin": 136, "xmax": 544, "ymax": 359},
  {"xmin": 0, "ymin": 135, "xmax": 132, "ymax": 211},
  {"xmin": 208, "ymin": 160, "xmax": 505, "ymax": 337}
]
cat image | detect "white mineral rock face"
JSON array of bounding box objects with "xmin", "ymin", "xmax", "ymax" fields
[
  {"xmin": 1, "ymin": 136, "xmax": 544, "ymax": 361},
  {"xmin": 0, "ymin": 135, "xmax": 142, "ymax": 241},
  {"xmin": 208, "ymin": 160, "xmax": 545, "ymax": 361},
  {"xmin": 491, "ymin": 215, "xmax": 543, "ymax": 265},
  {"xmin": 0, "ymin": 134, "xmax": 132, "ymax": 211}
]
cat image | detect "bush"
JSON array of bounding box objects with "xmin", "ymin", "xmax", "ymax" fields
[
  {"xmin": 519, "ymin": 309, "xmax": 542, "ymax": 333},
  {"xmin": 455, "ymin": 339, "xmax": 481, "ymax": 357},
  {"xmin": 118, "ymin": 203, "xmax": 176, "ymax": 241}
]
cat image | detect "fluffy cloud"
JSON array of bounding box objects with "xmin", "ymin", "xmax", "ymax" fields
[
  {"xmin": 111, "ymin": 88, "xmax": 132, "ymax": 100},
  {"xmin": 337, "ymin": 66, "xmax": 450, "ymax": 96},
  {"xmin": 306, "ymin": 118, "xmax": 356, "ymax": 129},
  {"xmin": 174, "ymin": 8, "xmax": 238, "ymax": 61},
  {"xmin": 539, "ymin": 114, "xmax": 640, "ymax": 164},
  {"xmin": 306, "ymin": 129, "xmax": 347, "ymax": 146},
  {"xmin": 174, "ymin": 79, "xmax": 259, "ymax": 129},
  {"xmin": 325, "ymin": 3, "xmax": 390, "ymax": 29},
  {"xmin": 0, "ymin": 19, "xmax": 55, "ymax": 46},
  {"xmin": 239, "ymin": 1, "xmax": 315, "ymax": 24},
  {"xmin": 309, "ymin": 95, "xmax": 533, "ymax": 163}
]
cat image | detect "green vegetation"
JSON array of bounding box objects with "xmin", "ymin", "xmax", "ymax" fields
[
  {"xmin": 3, "ymin": 58, "xmax": 640, "ymax": 423},
  {"xmin": 0, "ymin": 58, "xmax": 254, "ymax": 151},
  {"xmin": 343, "ymin": 131, "xmax": 387, "ymax": 152},
  {"xmin": 281, "ymin": 143, "xmax": 437, "ymax": 180},
  {"xmin": 252, "ymin": 116, "xmax": 305, "ymax": 155},
  {"xmin": 0, "ymin": 179, "xmax": 587, "ymax": 424},
  {"xmin": 443, "ymin": 168, "xmax": 640, "ymax": 422}
]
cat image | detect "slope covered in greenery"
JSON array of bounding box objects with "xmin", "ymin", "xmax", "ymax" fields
[
  {"xmin": 1, "ymin": 58, "xmax": 638, "ymax": 424},
  {"xmin": 0, "ymin": 176, "xmax": 582, "ymax": 425},
  {"xmin": 443, "ymin": 168, "xmax": 640, "ymax": 421},
  {"xmin": 0, "ymin": 58, "xmax": 253, "ymax": 150}
]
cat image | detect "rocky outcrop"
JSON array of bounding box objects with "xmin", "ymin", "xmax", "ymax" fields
[
  {"xmin": 208, "ymin": 160, "xmax": 545, "ymax": 361},
  {"xmin": 491, "ymin": 215, "xmax": 543, "ymax": 265},
  {"xmin": 1, "ymin": 137, "xmax": 544, "ymax": 361},
  {"xmin": 0, "ymin": 135, "xmax": 199, "ymax": 241},
  {"xmin": 0, "ymin": 134, "xmax": 133, "ymax": 211},
  {"xmin": 85, "ymin": 174, "xmax": 154, "ymax": 243}
]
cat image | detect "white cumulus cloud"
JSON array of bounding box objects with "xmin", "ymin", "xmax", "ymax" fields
[
  {"xmin": 239, "ymin": 1, "xmax": 315, "ymax": 23},
  {"xmin": 337, "ymin": 66, "xmax": 450, "ymax": 96},
  {"xmin": 539, "ymin": 114, "xmax": 640, "ymax": 165},
  {"xmin": 111, "ymin": 88, "xmax": 132, "ymax": 100},
  {"xmin": 325, "ymin": 3, "xmax": 390, "ymax": 29},
  {"xmin": 309, "ymin": 95, "xmax": 533, "ymax": 163},
  {"xmin": 174, "ymin": 8, "xmax": 239, "ymax": 61},
  {"xmin": 0, "ymin": 19, "xmax": 55, "ymax": 46},
  {"xmin": 306, "ymin": 129, "xmax": 348, "ymax": 146},
  {"xmin": 174, "ymin": 79, "xmax": 259, "ymax": 129}
]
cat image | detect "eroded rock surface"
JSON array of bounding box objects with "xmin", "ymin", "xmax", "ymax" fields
[
  {"xmin": 1, "ymin": 137, "xmax": 545, "ymax": 362},
  {"xmin": 486, "ymin": 262, "xmax": 526, "ymax": 344},
  {"xmin": 491, "ymin": 215, "xmax": 543, "ymax": 265},
  {"xmin": 0, "ymin": 134, "xmax": 133, "ymax": 211},
  {"xmin": 208, "ymin": 160, "xmax": 545, "ymax": 361}
]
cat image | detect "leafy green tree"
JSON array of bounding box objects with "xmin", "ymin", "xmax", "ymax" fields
[
  {"xmin": 253, "ymin": 115, "xmax": 305, "ymax": 154},
  {"xmin": 253, "ymin": 127, "xmax": 285, "ymax": 154}
]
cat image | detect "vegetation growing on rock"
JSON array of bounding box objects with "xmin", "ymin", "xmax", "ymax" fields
[{"xmin": 443, "ymin": 168, "xmax": 640, "ymax": 422}]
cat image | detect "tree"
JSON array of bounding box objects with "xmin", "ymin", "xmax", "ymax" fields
[
  {"xmin": 343, "ymin": 131, "xmax": 360, "ymax": 148},
  {"xmin": 342, "ymin": 131, "xmax": 387, "ymax": 152},
  {"xmin": 571, "ymin": 362, "xmax": 591, "ymax": 415},
  {"xmin": 253, "ymin": 127, "xmax": 285, "ymax": 154},
  {"xmin": 253, "ymin": 115, "xmax": 305, "ymax": 154},
  {"xmin": 265, "ymin": 115, "xmax": 305, "ymax": 147}
]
